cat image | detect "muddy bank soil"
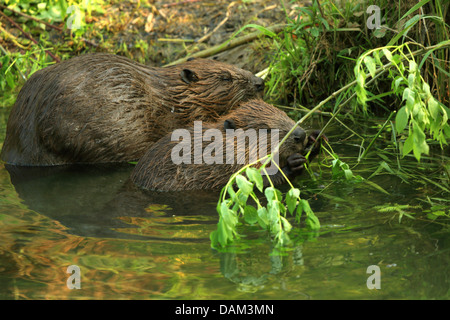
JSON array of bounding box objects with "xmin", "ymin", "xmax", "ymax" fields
[{"xmin": 82, "ymin": 0, "xmax": 309, "ymax": 72}]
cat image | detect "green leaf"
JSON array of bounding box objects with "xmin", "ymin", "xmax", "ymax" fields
[
  {"xmin": 237, "ymin": 192, "xmax": 249, "ymax": 207},
  {"xmin": 422, "ymin": 81, "xmax": 431, "ymax": 96},
  {"xmin": 382, "ymin": 48, "xmax": 393, "ymax": 62},
  {"xmin": 265, "ymin": 187, "xmax": 276, "ymax": 201},
  {"xmin": 227, "ymin": 185, "xmax": 236, "ymax": 201},
  {"xmin": 344, "ymin": 168, "xmax": 354, "ymax": 180},
  {"xmin": 305, "ymin": 213, "xmax": 321, "ymax": 230},
  {"xmin": 407, "ymin": 73, "xmax": 415, "ymax": 89},
  {"xmin": 300, "ymin": 200, "xmax": 320, "ymax": 230},
  {"xmin": 265, "ymin": 187, "xmax": 281, "ymax": 202},
  {"xmin": 356, "ymin": 70, "xmax": 366, "ymax": 87},
  {"xmin": 392, "ymin": 54, "xmax": 402, "ymax": 65},
  {"xmin": 387, "ymin": 14, "xmax": 422, "ymax": 46},
  {"xmin": 409, "ymin": 60, "xmax": 418, "ymax": 73},
  {"xmin": 373, "ymin": 50, "xmax": 382, "ymax": 66},
  {"xmin": 234, "ymin": 24, "xmax": 277, "ymax": 38},
  {"xmin": 402, "ymin": 87, "xmax": 411, "ymax": 102},
  {"xmin": 398, "ymin": 0, "xmax": 431, "ymax": 22},
  {"xmin": 286, "ymin": 188, "xmax": 300, "ymax": 215},
  {"xmin": 244, "ymin": 205, "xmax": 258, "ymax": 225},
  {"xmin": 246, "ymin": 167, "xmax": 263, "ymax": 192},
  {"xmin": 412, "ymin": 122, "xmax": 429, "ymax": 161},
  {"xmin": 218, "ymin": 219, "xmax": 230, "ymax": 245},
  {"xmin": 404, "ymin": 89, "xmax": 415, "ymax": 113},
  {"xmin": 364, "ymin": 56, "xmax": 376, "ymax": 78},
  {"xmin": 310, "ymin": 27, "xmax": 319, "ymax": 37},
  {"xmin": 280, "ymin": 216, "xmax": 292, "ymax": 233},
  {"xmin": 257, "ymin": 207, "xmax": 269, "ymax": 228},
  {"xmin": 393, "ymin": 76, "xmax": 405, "ymax": 92},
  {"xmin": 221, "ymin": 202, "xmax": 238, "ymax": 229},
  {"xmin": 235, "ymin": 174, "xmax": 253, "ymax": 196},
  {"xmin": 395, "ymin": 106, "xmax": 409, "ymax": 133},
  {"xmin": 402, "ymin": 134, "xmax": 414, "ymax": 156},
  {"xmin": 428, "ymin": 97, "xmax": 439, "ymax": 120},
  {"xmin": 210, "ymin": 230, "xmax": 219, "ymax": 247},
  {"xmin": 5, "ymin": 72, "xmax": 15, "ymax": 89},
  {"xmin": 267, "ymin": 200, "xmax": 280, "ymax": 223}
]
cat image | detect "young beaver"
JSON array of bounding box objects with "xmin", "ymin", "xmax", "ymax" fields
[
  {"xmin": 131, "ymin": 99, "xmax": 324, "ymax": 191},
  {"xmin": 1, "ymin": 53, "xmax": 264, "ymax": 166}
]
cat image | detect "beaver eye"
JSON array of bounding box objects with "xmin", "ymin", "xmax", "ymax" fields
[{"xmin": 221, "ymin": 72, "xmax": 232, "ymax": 82}]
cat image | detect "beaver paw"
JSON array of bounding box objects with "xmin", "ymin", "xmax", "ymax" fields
[
  {"xmin": 306, "ymin": 130, "xmax": 327, "ymax": 152},
  {"xmin": 287, "ymin": 153, "xmax": 307, "ymax": 174}
]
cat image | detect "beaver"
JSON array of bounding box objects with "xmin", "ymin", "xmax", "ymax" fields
[
  {"xmin": 1, "ymin": 53, "xmax": 264, "ymax": 166},
  {"xmin": 131, "ymin": 99, "xmax": 325, "ymax": 191}
]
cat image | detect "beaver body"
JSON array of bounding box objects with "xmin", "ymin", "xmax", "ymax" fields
[
  {"xmin": 1, "ymin": 53, "xmax": 264, "ymax": 166},
  {"xmin": 131, "ymin": 99, "xmax": 323, "ymax": 191}
]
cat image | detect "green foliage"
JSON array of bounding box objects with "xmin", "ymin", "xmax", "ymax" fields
[
  {"xmin": 4, "ymin": 0, "xmax": 104, "ymax": 25},
  {"xmin": 331, "ymin": 156, "xmax": 363, "ymax": 182},
  {"xmin": 210, "ymin": 164, "xmax": 321, "ymax": 250},
  {"xmin": 354, "ymin": 42, "xmax": 450, "ymax": 162},
  {"xmin": 263, "ymin": 1, "xmax": 332, "ymax": 104},
  {"xmin": 0, "ymin": 47, "xmax": 52, "ymax": 107},
  {"xmin": 0, "ymin": 0, "xmax": 106, "ymax": 106},
  {"xmin": 374, "ymin": 203, "xmax": 421, "ymax": 223}
]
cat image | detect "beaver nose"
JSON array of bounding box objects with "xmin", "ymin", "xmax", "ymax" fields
[
  {"xmin": 254, "ymin": 76, "xmax": 265, "ymax": 92},
  {"xmin": 293, "ymin": 127, "xmax": 307, "ymax": 145}
]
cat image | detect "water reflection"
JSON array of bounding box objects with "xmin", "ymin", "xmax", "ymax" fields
[
  {"xmin": 2, "ymin": 159, "xmax": 449, "ymax": 299},
  {"xmin": 5, "ymin": 164, "xmax": 220, "ymax": 240},
  {"xmin": 4, "ymin": 163, "xmax": 319, "ymax": 297}
]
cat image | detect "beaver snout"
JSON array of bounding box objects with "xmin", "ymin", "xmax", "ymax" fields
[
  {"xmin": 293, "ymin": 127, "xmax": 307, "ymax": 146},
  {"xmin": 253, "ymin": 76, "xmax": 265, "ymax": 92}
]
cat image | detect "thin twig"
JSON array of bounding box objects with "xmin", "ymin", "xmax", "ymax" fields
[
  {"xmin": 197, "ymin": 2, "xmax": 236, "ymax": 44},
  {"xmin": 162, "ymin": 0, "xmax": 203, "ymax": 8},
  {"xmin": 0, "ymin": 24, "xmax": 29, "ymax": 49},
  {"xmin": 164, "ymin": 24, "xmax": 286, "ymax": 66},
  {"xmin": 0, "ymin": 4, "xmax": 98, "ymax": 48},
  {"xmin": 0, "ymin": 10, "xmax": 60, "ymax": 63},
  {"xmin": 0, "ymin": 4, "xmax": 63, "ymax": 32}
]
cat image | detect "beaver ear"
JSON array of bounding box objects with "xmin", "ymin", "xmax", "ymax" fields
[
  {"xmin": 224, "ymin": 119, "xmax": 236, "ymax": 130},
  {"xmin": 180, "ymin": 69, "xmax": 199, "ymax": 84}
]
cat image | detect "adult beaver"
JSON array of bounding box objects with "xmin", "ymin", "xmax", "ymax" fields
[
  {"xmin": 1, "ymin": 53, "xmax": 264, "ymax": 166},
  {"xmin": 131, "ymin": 99, "xmax": 325, "ymax": 191}
]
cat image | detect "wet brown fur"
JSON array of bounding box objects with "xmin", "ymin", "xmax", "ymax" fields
[
  {"xmin": 1, "ymin": 53, "xmax": 264, "ymax": 166},
  {"xmin": 131, "ymin": 99, "xmax": 315, "ymax": 191}
]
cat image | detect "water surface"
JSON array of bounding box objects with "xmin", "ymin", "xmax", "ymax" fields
[{"xmin": 0, "ymin": 107, "xmax": 448, "ymax": 300}]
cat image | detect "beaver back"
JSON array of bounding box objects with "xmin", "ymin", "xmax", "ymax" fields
[{"xmin": 1, "ymin": 54, "xmax": 264, "ymax": 166}]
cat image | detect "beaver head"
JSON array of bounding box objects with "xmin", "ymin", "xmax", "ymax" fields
[
  {"xmin": 131, "ymin": 99, "xmax": 314, "ymax": 191},
  {"xmin": 218, "ymin": 99, "xmax": 308, "ymax": 169},
  {"xmin": 159, "ymin": 59, "xmax": 265, "ymax": 122}
]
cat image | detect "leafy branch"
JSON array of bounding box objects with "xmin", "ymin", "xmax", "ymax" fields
[{"xmin": 354, "ymin": 40, "xmax": 450, "ymax": 162}]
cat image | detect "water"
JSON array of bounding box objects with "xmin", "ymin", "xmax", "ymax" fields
[{"xmin": 0, "ymin": 107, "xmax": 449, "ymax": 300}]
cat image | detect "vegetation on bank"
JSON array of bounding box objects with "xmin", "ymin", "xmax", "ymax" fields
[
  {"xmin": 0, "ymin": 0, "xmax": 449, "ymax": 250},
  {"xmin": 212, "ymin": 0, "xmax": 450, "ymax": 249}
]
